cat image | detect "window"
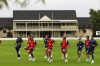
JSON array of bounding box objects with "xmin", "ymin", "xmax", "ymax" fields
[
  {"xmin": 83, "ymin": 30, "xmax": 86, "ymax": 33},
  {"xmin": 3, "ymin": 30, "xmax": 6, "ymax": 33}
]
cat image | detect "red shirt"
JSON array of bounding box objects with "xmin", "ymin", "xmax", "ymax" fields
[
  {"xmin": 28, "ymin": 40, "xmax": 36, "ymax": 48},
  {"xmin": 85, "ymin": 39, "xmax": 90, "ymax": 48},
  {"xmin": 61, "ymin": 39, "xmax": 69, "ymax": 49},
  {"xmin": 47, "ymin": 39, "xmax": 53, "ymax": 49}
]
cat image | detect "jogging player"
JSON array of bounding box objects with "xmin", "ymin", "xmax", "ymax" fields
[
  {"xmin": 47, "ymin": 35, "xmax": 55, "ymax": 62},
  {"xmin": 44, "ymin": 35, "xmax": 48, "ymax": 58},
  {"xmin": 60, "ymin": 37, "xmax": 69, "ymax": 62},
  {"xmin": 77, "ymin": 38, "xmax": 84, "ymax": 62},
  {"xmin": 25, "ymin": 37, "xmax": 37, "ymax": 61},
  {"xmin": 85, "ymin": 36, "xmax": 91, "ymax": 62},
  {"xmin": 15, "ymin": 35, "xmax": 23, "ymax": 59},
  {"xmin": 87, "ymin": 36, "xmax": 98, "ymax": 64}
]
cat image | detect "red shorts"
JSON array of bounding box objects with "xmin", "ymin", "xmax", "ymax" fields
[
  {"xmin": 61, "ymin": 46, "xmax": 68, "ymax": 51},
  {"xmin": 48, "ymin": 46, "xmax": 53, "ymax": 49},
  {"xmin": 25, "ymin": 46, "xmax": 34, "ymax": 50}
]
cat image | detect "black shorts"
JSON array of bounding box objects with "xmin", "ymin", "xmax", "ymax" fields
[
  {"xmin": 77, "ymin": 47, "xmax": 82, "ymax": 52},
  {"xmin": 87, "ymin": 47, "xmax": 95, "ymax": 54},
  {"xmin": 15, "ymin": 45, "xmax": 21, "ymax": 49}
]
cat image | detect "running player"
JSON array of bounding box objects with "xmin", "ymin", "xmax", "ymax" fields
[
  {"xmin": 44, "ymin": 35, "xmax": 48, "ymax": 58},
  {"xmin": 24, "ymin": 35, "xmax": 31, "ymax": 57},
  {"xmin": 15, "ymin": 35, "xmax": 23, "ymax": 59},
  {"xmin": 87, "ymin": 35, "xmax": 98, "ymax": 64},
  {"xmin": 85, "ymin": 36, "xmax": 91, "ymax": 62},
  {"xmin": 60, "ymin": 37, "xmax": 69, "ymax": 62},
  {"xmin": 47, "ymin": 35, "xmax": 55, "ymax": 62},
  {"xmin": 77, "ymin": 38, "xmax": 84, "ymax": 62},
  {"xmin": 25, "ymin": 37, "xmax": 37, "ymax": 61}
]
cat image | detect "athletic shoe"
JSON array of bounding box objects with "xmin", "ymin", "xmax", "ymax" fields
[
  {"xmin": 32, "ymin": 58, "xmax": 36, "ymax": 61},
  {"xmin": 91, "ymin": 60, "xmax": 94, "ymax": 64},
  {"xmin": 44, "ymin": 56, "xmax": 47, "ymax": 58},
  {"xmin": 86, "ymin": 58, "xmax": 89, "ymax": 62},
  {"xmin": 29, "ymin": 57, "xmax": 32, "ymax": 61},
  {"xmin": 49, "ymin": 59, "xmax": 53, "ymax": 62},
  {"xmin": 61, "ymin": 58, "xmax": 64, "ymax": 60},
  {"xmin": 65, "ymin": 59, "xmax": 68, "ymax": 62},
  {"xmin": 17, "ymin": 57, "xmax": 21, "ymax": 60},
  {"xmin": 78, "ymin": 59, "xmax": 81, "ymax": 62}
]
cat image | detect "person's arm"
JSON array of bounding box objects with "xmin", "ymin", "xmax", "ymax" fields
[
  {"xmin": 53, "ymin": 40, "xmax": 55, "ymax": 44},
  {"xmin": 92, "ymin": 40, "xmax": 98, "ymax": 47},
  {"xmin": 95, "ymin": 40, "xmax": 98, "ymax": 46},
  {"xmin": 77, "ymin": 42, "xmax": 79, "ymax": 47},
  {"xmin": 60, "ymin": 42, "xmax": 62, "ymax": 47},
  {"xmin": 34, "ymin": 40, "xmax": 37, "ymax": 46},
  {"xmin": 82, "ymin": 42, "xmax": 84, "ymax": 47},
  {"xmin": 84, "ymin": 40, "xmax": 86, "ymax": 47},
  {"xmin": 0, "ymin": 40, "xmax": 1, "ymax": 44},
  {"xmin": 67, "ymin": 41, "xmax": 70, "ymax": 48},
  {"xmin": 21, "ymin": 39, "xmax": 23, "ymax": 44}
]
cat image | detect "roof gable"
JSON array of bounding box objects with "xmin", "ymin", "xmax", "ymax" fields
[
  {"xmin": 13, "ymin": 10, "xmax": 77, "ymax": 20},
  {"xmin": 39, "ymin": 15, "xmax": 51, "ymax": 21}
]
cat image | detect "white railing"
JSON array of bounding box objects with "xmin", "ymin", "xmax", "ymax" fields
[
  {"xmin": 13, "ymin": 26, "xmax": 78, "ymax": 31},
  {"xmin": 0, "ymin": 37, "xmax": 100, "ymax": 40}
]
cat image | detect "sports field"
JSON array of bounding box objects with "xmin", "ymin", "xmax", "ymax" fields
[{"xmin": 0, "ymin": 40, "xmax": 100, "ymax": 66}]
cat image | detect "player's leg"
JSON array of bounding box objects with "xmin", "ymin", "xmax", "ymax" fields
[
  {"xmin": 61, "ymin": 49, "xmax": 64, "ymax": 60},
  {"xmin": 15, "ymin": 46, "xmax": 21, "ymax": 59},
  {"xmin": 28, "ymin": 49, "xmax": 32, "ymax": 61},
  {"xmin": 78, "ymin": 49, "xmax": 81, "ymax": 62},
  {"xmin": 44, "ymin": 48, "xmax": 48, "ymax": 58},
  {"xmin": 31, "ymin": 49, "xmax": 36, "ymax": 61},
  {"xmin": 64, "ymin": 49, "xmax": 68, "ymax": 62},
  {"xmin": 91, "ymin": 47, "xmax": 95, "ymax": 64},
  {"xmin": 86, "ymin": 48, "xmax": 91, "ymax": 62},
  {"xmin": 48, "ymin": 49, "xmax": 53, "ymax": 62}
]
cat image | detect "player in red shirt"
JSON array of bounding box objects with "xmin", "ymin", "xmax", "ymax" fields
[
  {"xmin": 47, "ymin": 35, "xmax": 55, "ymax": 62},
  {"xmin": 25, "ymin": 36, "xmax": 37, "ymax": 61},
  {"xmin": 60, "ymin": 37, "xmax": 69, "ymax": 62},
  {"xmin": 85, "ymin": 36, "xmax": 91, "ymax": 62}
]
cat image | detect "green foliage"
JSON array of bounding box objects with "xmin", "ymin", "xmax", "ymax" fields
[
  {"xmin": 7, "ymin": 32, "xmax": 13, "ymax": 38},
  {"xmin": 89, "ymin": 9, "xmax": 100, "ymax": 36},
  {"xmin": 0, "ymin": 40, "xmax": 100, "ymax": 66},
  {"xmin": 0, "ymin": 0, "xmax": 45, "ymax": 9}
]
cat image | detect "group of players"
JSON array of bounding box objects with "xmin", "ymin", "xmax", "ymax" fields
[
  {"xmin": 77, "ymin": 36, "xmax": 98, "ymax": 64},
  {"xmin": 0, "ymin": 34, "xmax": 97, "ymax": 63}
]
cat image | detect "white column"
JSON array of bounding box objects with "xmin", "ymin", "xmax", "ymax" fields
[
  {"xmin": 52, "ymin": 30, "xmax": 53, "ymax": 38},
  {"xmin": 26, "ymin": 22, "xmax": 27, "ymax": 38}
]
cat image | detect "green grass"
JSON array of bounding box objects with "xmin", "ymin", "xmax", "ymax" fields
[{"xmin": 0, "ymin": 40, "xmax": 100, "ymax": 66}]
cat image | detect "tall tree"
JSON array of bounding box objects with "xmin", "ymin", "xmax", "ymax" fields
[
  {"xmin": 0, "ymin": 0, "xmax": 45, "ymax": 9},
  {"xmin": 89, "ymin": 9, "xmax": 100, "ymax": 36}
]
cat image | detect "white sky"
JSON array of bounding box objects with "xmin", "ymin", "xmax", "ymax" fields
[{"xmin": 0, "ymin": 0, "xmax": 99, "ymax": 17}]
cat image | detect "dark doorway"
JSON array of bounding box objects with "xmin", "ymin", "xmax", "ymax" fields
[{"xmin": 40, "ymin": 31, "xmax": 51, "ymax": 38}]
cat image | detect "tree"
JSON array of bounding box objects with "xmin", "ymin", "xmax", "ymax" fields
[
  {"xmin": 89, "ymin": 9, "xmax": 100, "ymax": 36},
  {"xmin": 0, "ymin": 0, "xmax": 45, "ymax": 9}
]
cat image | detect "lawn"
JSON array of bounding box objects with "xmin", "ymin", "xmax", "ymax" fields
[{"xmin": 0, "ymin": 40, "xmax": 100, "ymax": 66}]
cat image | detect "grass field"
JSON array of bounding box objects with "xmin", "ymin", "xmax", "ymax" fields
[{"xmin": 0, "ymin": 40, "xmax": 100, "ymax": 66}]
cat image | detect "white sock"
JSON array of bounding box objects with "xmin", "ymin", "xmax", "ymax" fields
[{"xmin": 66, "ymin": 54, "xmax": 68, "ymax": 58}]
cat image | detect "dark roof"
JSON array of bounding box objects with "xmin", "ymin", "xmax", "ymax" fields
[
  {"xmin": 77, "ymin": 17, "xmax": 91, "ymax": 29},
  {"xmin": 13, "ymin": 10, "xmax": 77, "ymax": 20},
  {"xmin": 0, "ymin": 18, "xmax": 13, "ymax": 29}
]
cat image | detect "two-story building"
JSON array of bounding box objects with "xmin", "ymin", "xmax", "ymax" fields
[{"xmin": 0, "ymin": 10, "xmax": 92, "ymax": 38}]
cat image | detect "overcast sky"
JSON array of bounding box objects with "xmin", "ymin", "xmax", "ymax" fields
[{"xmin": 0, "ymin": 0, "xmax": 99, "ymax": 17}]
